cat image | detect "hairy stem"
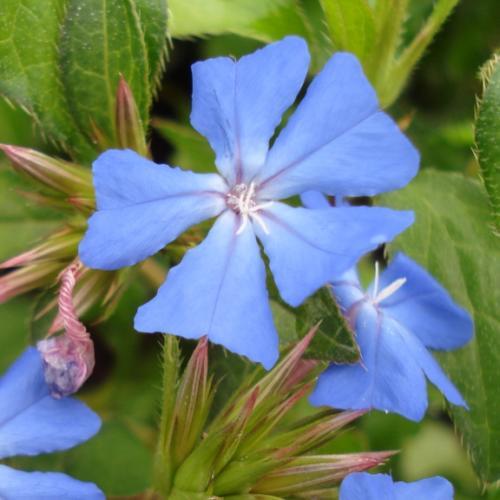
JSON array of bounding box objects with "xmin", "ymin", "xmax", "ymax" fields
[{"xmin": 153, "ymin": 335, "xmax": 181, "ymax": 496}]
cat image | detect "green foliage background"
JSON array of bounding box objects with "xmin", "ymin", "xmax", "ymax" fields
[{"xmin": 0, "ymin": 0, "xmax": 498, "ymax": 498}]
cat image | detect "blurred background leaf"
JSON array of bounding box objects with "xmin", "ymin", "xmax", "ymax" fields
[
  {"xmin": 169, "ymin": 0, "xmax": 309, "ymax": 42},
  {"xmin": 321, "ymin": 0, "xmax": 376, "ymax": 64}
]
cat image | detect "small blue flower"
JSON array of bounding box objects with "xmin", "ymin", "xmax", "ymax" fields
[
  {"xmin": 310, "ymin": 252, "xmax": 473, "ymax": 421},
  {"xmin": 0, "ymin": 348, "xmax": 104, "ymax": 499},
  {"xmin": 79, "ymin": 36, "xmax": 418, "ymax": 369},
  {"xmin": 340, "ymin": 472, "xmax": 454, "ymax": 499}
]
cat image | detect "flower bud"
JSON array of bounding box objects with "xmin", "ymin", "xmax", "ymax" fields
[
  {"xmin": 171, "ymin": 337, "xmax": 213, "ymax": 468},
  {"xmin": 37, "ymin": 334, "xmax": 94, "ymax": 398},
  {"xmin": 115, "ymin": 76, "xmax": 148, "ymax": 156},
  {"xmin": 253, "ymin": 451, "xmax": 395, "ymax": 496},
  {"xmin": 37, "ymin": 261, "xmax": 95, "ymax": 397},
  {"xmin": 0, "ymin": 230, "xmax": 80, "ymax": 270},
  {"xmin": 0, "ymin": 145, "xmax": 93, "ymax": 198},
  {"xmin": 0, "ymin": 261, "xmax": 61, "ymax": 303}
]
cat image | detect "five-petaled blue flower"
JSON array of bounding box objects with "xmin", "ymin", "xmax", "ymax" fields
[
  {"xmin": 0, "ymin": 348, "xmax": 104, "ymax": 499},
  {"xmin": 340, "ymin": 472, "xmax": 453, "ymax": 499},
  {"xmin": 79, "ymin": 36, "xmax": 419, "ymax": 369},
  {"xmin": 310, "ymin": 252, "xmax": 473, "ymax": 421}
]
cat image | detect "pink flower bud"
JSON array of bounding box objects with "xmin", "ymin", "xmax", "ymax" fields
[
  {"xmin": 37, "ymin": 261, "xmax": 95, "ymax": 397},
  {"xmin": 0, "ymin": 144, "xmax": 93, "ymax": 197},
  {"xmin": 115, "ymin": 76, "xmax": 148, "ymax": 156},
  {"xmin": 37, "ymin": 334, "xmax": 94, "ymax": 398}
]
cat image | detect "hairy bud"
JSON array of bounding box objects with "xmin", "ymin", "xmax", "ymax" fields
[{"xmin": 37, "ymin": 261, "xmax": 95, "ymax": 397}]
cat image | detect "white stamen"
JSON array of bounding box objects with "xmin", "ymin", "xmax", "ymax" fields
[
  {"xmin": 373, "ymin": 261, "xmax": 380, "ymax": 297},
  {"xmin": 227, "ymin": 182, "xmax": 273, "ymax": 235},
  {"xmin": 373, "ymin": 277, "xmax": 407, "ymax": 304},
  {"xmin": 235, "ymin": 214, "xmax": 249, "ymax": 235},
  {"xmin": 251, "ymin": 211, "xmax": 270, "ymax": 235}
]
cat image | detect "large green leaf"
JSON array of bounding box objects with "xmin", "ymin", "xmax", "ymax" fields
[
  {"xmin": 0, "ymin": 0, "xmax": 93, "ymax": 158},
  {"xmin": 60, "ymin": 0, "xmax": 151, "ymax": 144},
  {"xmin": 475, "ymin": 53, "xmax": 500, "ymax": 233},
  {"xmin": 0, "ymin": 0, "xmax": 168, "ymax": 160},
  {"xmin": 381, "ymin": 170, "xmax": 500, "ymax": 483},
  {"xmin": 168, "ymin": 0, "xmax": 309, "ymax": 42}
]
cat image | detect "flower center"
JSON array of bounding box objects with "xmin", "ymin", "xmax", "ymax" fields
[
  {"xmin": 226, "ymin": 182, "xmax": 273, "ymax": 235},
  {"xmin": 371, "ymin": 262, "xmax": 406, "ymax": 305}
]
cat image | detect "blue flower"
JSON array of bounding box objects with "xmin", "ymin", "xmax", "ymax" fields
[
  {"xmin": 79, "ymin": 36, "xmax": 418, "ymax": 369},
  {"xmin": 340, "ymin": 472, "xmax": 454, "ymax": 499},
  {"xmin": 310, "ymin": 252, "xmax": 473, "ymax": 421},
  {"xmin": 0, "ymin": 348, "xmax": 104, "ymax": 499}
]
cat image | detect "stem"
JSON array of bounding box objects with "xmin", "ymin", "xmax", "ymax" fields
[{"xmin": 153, "ymin": 335, "xmax": 181, "ymax": 496}]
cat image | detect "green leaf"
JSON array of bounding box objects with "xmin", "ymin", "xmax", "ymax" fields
[
  {"xmin": 381, "ymin": 170, "xmax": 500, "ymax": 483},
  {"xmin": 135, "ymin": 0, "xmax": 168, "ymax": 89},
  {"xmin": 0, "ymin": 98, "xmax": 40, "ymax": 147},
  {"xmin": 475, "ymin": 53, "xmax": 500, "ymax": 233},
  {"xmin": 0, "ymin": 0, "xmax": 168, "ymax": 159},
  {"xmin": 168, "ymin": 0, "xmax": 309, "ymax": 42},
  {"xmin": 320, "ymin": 0, "xmax": 375, "ymax": 63},
  {"xmin": 0, "ymin": 0, "xmax": 93, "ymax": 158},
  {"xmin": 60, "ymin": 0, "xmax": 151, "ymax": 144},
  {"xmin": 295, "ymin": 287, "xmax": 359, "ymax": 363}
]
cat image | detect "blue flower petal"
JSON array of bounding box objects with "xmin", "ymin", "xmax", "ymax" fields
[
  {"xmin": 310, "ymin": 309, "xmax": 428, "ymax": 422},
  {"xmin": 255, "ymin": 203, "xmax": 413, "ymax": 306},
  {"xmin": 340, "ymin": 473, "xmax": 395, "ymax": 500},
  {"xmin": 375, "ymin": 253, "xmax": 473, "ymax": 350},
  {"xmin": 257, "ymin": 52, "xmax": 419, "ymax": 200},
  {"xmin": 400, "ymin": 327, "xmax": 467, "ymax": 407},
  {"xmin": 331, "ymin": 269, "xmax": 366, "ymax": 311},
  {"xmin": 394, "ymin": 476, "xmax": 454, "ymax": 500},
  {"xmin": 79, "ymin": 149, "xmax": 226, "ymax": 270},
  {"xmin": 340, "ymin": 472, "xmax": 453, "ymax": 500},
  {"xmin": 190, "ymin": 36, "xmax": 309, "ymax": 184},
  {"xmin": 0, "ymin": 465, "xmax": 104, "ymax": 499},
  {"xmin": 135, "ymin": 211, "xmax": 279, "ymax": 369},
  {"xmin": 300, "ymin": 190, "xmax": 330, "ymax": 209},
  {"xmin": 0, "ymin": 348, "xmax": 48, "ymax": 425},
  {"xmin": 0, "ymin": 348, "xmax": 101, "ymax": 459}
]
